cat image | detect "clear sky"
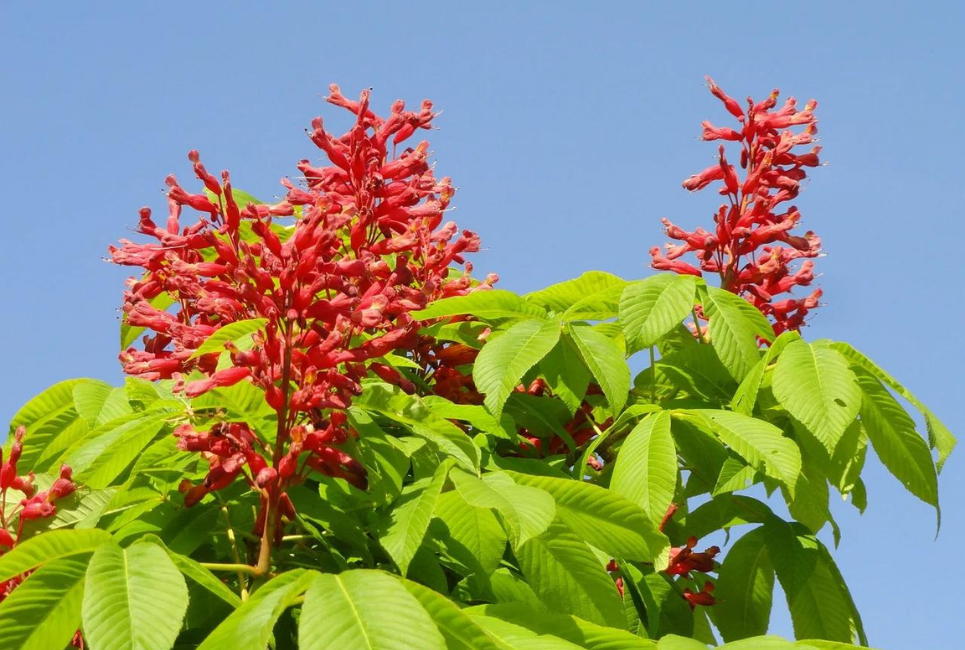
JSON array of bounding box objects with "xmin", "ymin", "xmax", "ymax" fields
[{"xmin": 2, "ymin": 2, "xmax": 962, "ymax": 647}]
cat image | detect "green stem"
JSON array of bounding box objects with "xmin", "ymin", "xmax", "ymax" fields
[{"xmin": 201, "ymin": 562, "xmax": 263, "ymax": 577}]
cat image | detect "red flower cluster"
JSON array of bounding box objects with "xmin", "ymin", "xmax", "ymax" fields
[
  {"xmin": 1, "ymin": 427, "xmax": 77, "ymax": 602},
  {"xmin": 652, "ymin": 77, "xmax": 823, "ymax": 333},
  {"xmin": 665, "ymin": 535, "xmax": 720, "ymax": 577},
  {"xmin": 683, "ymin": 581, "xmax": 716, "ymax": 610},
  {"xmin": 111, "ymin": 86, "xmax": 490, "ymax": 547}
]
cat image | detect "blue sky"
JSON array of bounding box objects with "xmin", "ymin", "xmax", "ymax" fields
[{"xmin": 2, "ymin": 2, "xmax": 962, "ymax": 646}]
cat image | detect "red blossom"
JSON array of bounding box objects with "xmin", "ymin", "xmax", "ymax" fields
[
  {"xmin": 683, "ymin": 581, "xmax": 717, "ymax": 609},
  {"xmin": 111, "ymin": 86, "xmax": 491, "ymax": 544},
  {"xmin": 653, "ymin": 76, "xmax": 824, "ymax": 333}
]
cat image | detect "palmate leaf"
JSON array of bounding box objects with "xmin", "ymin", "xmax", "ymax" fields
[
  {"xmin": 300, "ymin": 570, "xmax": 445, "ymax": 650},
  {"xmin": 0, "ymin": 557, "xmax": 87, "ymax": 650},
  {"xmin": 433, "ymin": 490, "xmax": 508, "ymax": 575},
  {"xmin": 690, "ymin": 410, "xmax": 802, "ymax": 497},
  {"xmin": 450, "ymin": 470, "xmax": 556, "ymax": 548},
  {"xmin": 853, "ymin": 368, "xmax": 939, "ymax": 512},
  {"xmin": 412, "ymin": 289, "xmax": 549, "ymax": 321},
  {"xmin": 772, "ymin": 341, "xmax": 860, "ymax": 455},
  {"xmin": 0, "ymin": 529, "xmax": 111, "ymax": 583},
  {"xmin": 763, "ymin": 518, "xmax": 865, "ymax": 645},
  {"xmin": 619, "ymin": 274, "xmax": 698, "ymax": 352},
  {"xmin": 701, "ymin": 286, "xmax": 771, "ymax": 380},
  {"xmin": 540, "ymin": 338, "xmax": 592, "ymax": 415},
  {"xmin": 831, "ymin": 341, "xmax": 956, "ymax": 471},
  {"xmin": 355, "ymin": 381, "xmax": 480, "ymax": 471},
  {"xmin": 521, "ymin": 270, "xmax": 626, "ymax": 320},
  {"xmin": 680, "ymin": 494, "xmax": 774, "ymax": 541},
  {"xmin": 82, "ymin": 540, "xmax": 189, "ymax": 650},
  {"xmin": 714, "ymin": 527, "xmax": 774, "ymax": 642},
  {"xmin": 516, "ymin": 519, "xmax": 628, "ymax": 629},
  {"xmin": 510, "ymin": 473, "xmax": 669, "ymax": 563},
  {"xmin": 6, "ymin": 378, "xmax": 91, "ymax": 472},
  {"xmin": 381, "ymin": 462, "xmax": 450, "ymax": 575},
  {"xmin": 400, "ymin": 580, "xmax": 506, "ymax": 650},
  {"xmin": 469, "ymin": 603, "xmax": 658, "ymax": 649},
  {"xmin": 731, "ymin": 331, "xmax": 801, "ymax": 416},
  {"xmin": 197, "ymin": 570, "xmax": 313, "ymax": 650},
  {"xmin": 466, "ymin": 614, "xmax": 585, "ymax": 649},
  {"xmin": 72, "ymin": 380, "xmax": 133, "ymax": 427},
  {"xmin": 137, "ymin": 534, "xmax": 241, "ymax": 608},
  {"xmin": 610, "ymin": 411, "xmax": 677, "ymax": 528},
  {"xmin": 655, "ymin": 635, "xmax": 709, "ymax": 650},
  {"xmin": 70, "ymin": 407, "xmax": 179, "ymax": 488},
  {"xmin": 474, "ymin": 318, "xmax": 562, "ymax": 419},
  {"xmin": 565, "ymin": 323, "xmax": 630, "ymax": 416}
]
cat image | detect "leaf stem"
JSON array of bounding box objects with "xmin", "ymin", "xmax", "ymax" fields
[{"xmin": 201, "ymin": 562, "xmax": 263, "ymax": 577}]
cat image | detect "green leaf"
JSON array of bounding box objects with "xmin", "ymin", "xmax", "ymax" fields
[
  {"xmin": 510, "ymin": 473, "xmax": 669, "ymax": 564},
  {"xmin": 471, "ymin": 603, "xmax": 658, "ymax": 649},
  {"xmin": 18, "ymin": 484, "xmax": 115, "ymax": 540},
  {"xmin": 565, "ymin": 323, "xmax": 630, "ymax": 415},
  {"xmin": 73, "ymin": 380, "xmax": 132, "ymax": 427},
  {"xmin": 714, "ymin": 527, "xmax": 774, "ymax": 641},
  {"xmin": 400, "ymin": 579, "xmax": 505, "ymax": 650},
  {"xmin": 610, "ymin": 412, "xmax": 677, "ymax": 527},
  {"xmin": 0, "ymin": 529, "xmax": 111, "ymax": 583},
  {"xmin": 413, "ymin": 290, "xmax": 549, "ymax": 321},
  {"xmin": 854, "ymin": 368, "xmax": 939, "ymax": 511},
  {"xmin": 620, "ymin": 275, "xmax": 698, "ymax": 351},
  {"xmin": 523, "ymin": 271, "xmax": 626, "ymax": 319},
  {"xmin": 136, "ymin": 534, "xmax": 241, "ymax": 608},
  {"xmin": 450, "ymin": 470, "xmax": 556, "ymax": 548},
  {"xmin": 82, "ymin": 541, "xmax": 189, "ymax": 650},
  {"xmin": 299, "ymin": 570, "xmax": 445, "ymax": 650},
  {"xmin": 516, "ymin": 519, "xmax": 627, "ymax": 628},
  {"xmin": 422, "ymin": 397, "xmax": 515, "ymax": 440},
  {"xmin": 656, "ymin": 635, "xmax": 710, "ymax": 650},
  {"xmin": 475, "ymin": 319, "xmax": 562, "ymax": 418},
  {"xmin": 539, "ymin": 339, "xmax": 592, "ymax": 415},
  {"xmin": 467, "ymin": 613, "xmax": 586, "ymax": 649},
  {"xmin": 7, "ymin": 379, "xmax": 90, "ymax": 471},
  {"xmin": 691, "ymin": 410, "xmax": 802, "ymax": 496},
  {"xmin": 71, "ymin": 409, "xmax": 176, "ymax": 488},
  {"xmin": 772, "ymin": 341, "xmax": 860, "ymax": 455},
  {"xmin": 197, "ymin": 570, "xmax": 312, "ymax": 650},
  {"xmin": 831, "ymin": 341, "xmax": 956, "ymax": 471},
  {"xmin": 355, "ymin": 382, "xmax": 480, "ymax": 471},
  {"xmin": 0, "ymin": 557, "xmax": 87, "ymax": 650},
  {"xmin": 764, "ymin": 518, "xmax": 858, "ymax": 643},
  {"xmin": 190, "ymin": 318, "xmax": 268, "ymax": 359},
  {"xmin": 680, "ymin": 495, "xmax": 774, "ymax": 541},
  {"xmin": 731, "ymin": 331, "xmax": 800, "ymax": 416},
  {"xmin": 701, "ymin": 286, "xmax": 769, "ymax": 380},
  {"xmin": 434, "ymin": 490, "xmax": 508, "ymax": 575},
  {"xmin": 656, "ymin": 345, "xmax": 738, "ymax": 403},
  {"xmin": 718, "ymin": 638, "xmax": 796, "ymax": 650},
  {"xmin": 381, "ymin": 462, "xmax": 450, "ymax": 574}
]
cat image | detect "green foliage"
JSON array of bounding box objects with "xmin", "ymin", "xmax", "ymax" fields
[{"xmin": 1, "ymin": 267, "xmax": 952, "ymax": 649}]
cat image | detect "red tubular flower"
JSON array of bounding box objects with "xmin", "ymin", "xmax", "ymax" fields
[
  {"xmin": 683, "ymin": 581, "xmax": 716, "ymax": 609},
  {"xmin": 112, "ymin": 86, "xmax": 491, "ymax": 546},
  {"xmin": 666, "ymin": 536, "xmax": 720, "ymax": 577},
  {"xmin": 655, "ymin": 77, "xmax": 824, "ymax": 333}
]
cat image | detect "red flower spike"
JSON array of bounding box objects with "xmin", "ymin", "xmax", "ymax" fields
[
  {"xmin": 112, "ymin": 86, "xmax": 491, "ymax": 541},
  {"xmin": 658, "ymin": 78, "xmax": 823, "ymax": 333}
]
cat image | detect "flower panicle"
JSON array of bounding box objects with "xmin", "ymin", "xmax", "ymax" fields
[
  {"xmin": 653, "ymin": 77, "xmax": 824, "ymax": 333},
  {"xmin": 110, "ymin": 87, "xmax": 493, "ymax": 537}
]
